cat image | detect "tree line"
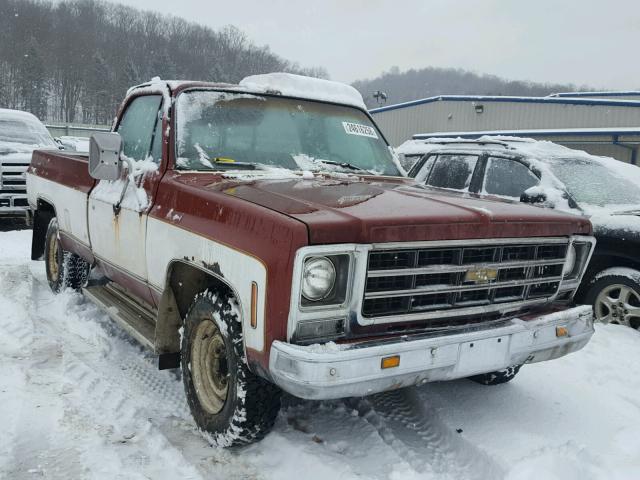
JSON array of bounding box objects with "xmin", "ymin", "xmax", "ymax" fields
[
  {"xmin": 353, "ymin": 66, "xmax": 590, "ymax": 109},
  {"xmin": 0, "ymin": 0, "xmax": 327, "ymax": 125}
]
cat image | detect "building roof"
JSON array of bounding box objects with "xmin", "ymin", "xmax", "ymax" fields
[
  {"xmin": 370, "ymin": 94, "xmax": 640, "ymax": 114},
  {"xmin": 549, "ymin": 91, "xmax": 640, "ymax": 98},
  {"xmin": 413, "ymin": 127, "xmax": 640, "ymax": 140}
]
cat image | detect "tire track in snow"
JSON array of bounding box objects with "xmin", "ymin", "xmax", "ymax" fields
[
  {"xmin": 0, "ymin": 264, "xmax": 88, "ymax": 479},
  {"xmin": 21, "ymin": 268, "xmax": 262, "ymax": 480},
  {"xmin": 350, "ymin": 387, "xmax": 505, "ymax": 480}
]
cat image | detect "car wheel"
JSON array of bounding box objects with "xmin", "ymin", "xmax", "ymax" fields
[
  {"xmin": 44, "ymin": 217, "xmax": 90, "ymax": 293},
  {"xmin": 586, "ymin": 268, "xmax": 640, "ymax": 329},
  {"xmin": 181, "ymin": 290, "xmax": 281, "ymax": 447},
  {"xmin": 468, "ymin": 365, "xmax": 522, "ymax": 386}
]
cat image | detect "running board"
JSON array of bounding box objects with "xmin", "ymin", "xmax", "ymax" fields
[{"xmin": 83, "ymin": 283, "xmax": 156, "ymax": 351}]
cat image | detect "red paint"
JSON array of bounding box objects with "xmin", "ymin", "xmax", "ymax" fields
[{"xmin": 29, "ymin": 150, "xmax": 95, "ymax": 193}]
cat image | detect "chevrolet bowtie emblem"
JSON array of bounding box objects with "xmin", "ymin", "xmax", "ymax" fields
[{"xmin": 464, "ymin": 267, "xmax": 498, "ymax": 284}]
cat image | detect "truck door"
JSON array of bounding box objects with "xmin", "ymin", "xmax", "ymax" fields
[{"xmin": 88, "ymin": 94, "xmax": 164, "ymax": 304}]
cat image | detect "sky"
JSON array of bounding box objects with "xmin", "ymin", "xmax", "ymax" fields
[{"xmin": 113, "ymin": 0, "xmax": 640, "ymax": 89}]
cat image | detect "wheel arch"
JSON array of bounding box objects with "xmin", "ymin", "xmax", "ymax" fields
[
  {"xmin": 31, "ymin": 197, "xmax": 57, "ymax": 260},
  {"xmin": 155, "ymin": 259, "xmax": 244, "ymax": 355},
  {"xmin": 576, "ymin": 250, "xmax": 640, "ymax": 302}
]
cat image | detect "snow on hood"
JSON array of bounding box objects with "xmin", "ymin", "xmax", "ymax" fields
[{"xmin": 239, "ymin": 73, "xmax": 367, "ymax": 110}]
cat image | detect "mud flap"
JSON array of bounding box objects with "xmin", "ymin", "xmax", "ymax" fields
[{"xmin": 158, "ymin": 352, "xmax": 180, "ymax": 370}]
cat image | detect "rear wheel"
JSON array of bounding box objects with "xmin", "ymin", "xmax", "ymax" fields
[
  {"xmin": 586, "ymin": 269, "xmax": 640, "ymax": 330},
  {"xmin": 469, "ymin": 365, "xmax": 522, "ymax": 386},
  {"xmin": 181, "ymin": 290, "xmax": 281, "ymax": 447},
  {"xmin": 44, "ymin": 217, "xmax": 90, "ymax": 293}
]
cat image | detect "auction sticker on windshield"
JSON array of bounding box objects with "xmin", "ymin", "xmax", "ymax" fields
[{"xmin": 342, "ymin": 122, "xmax": 378, "ymax": 139}]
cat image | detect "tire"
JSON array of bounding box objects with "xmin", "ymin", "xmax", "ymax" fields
[
  {"xmin": 469, "ymin": 365, "xmax": 522, "ymax": 386},
  {"xmin": 585, "ymin": 268, "xmax": 640, "ymax": 330},
  {"xmin": 44, "ymin": 217, "xmax": 90, "ymax": 293},
  {"xmin": 181, "ymin": 290, "xmax": 281, "ymax": 447}
]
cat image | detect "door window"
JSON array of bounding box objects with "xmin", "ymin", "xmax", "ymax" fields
[
  {"xmin": 483, "ymin": 157, "xmax": 539, "ymax": 198},
  {"xmin": 117, "ymin": 95, "xmax": 163, "ymax": 162},
  {"xmin": 426, "ymin": 154, "xmax": 478, "ymax": 191}
]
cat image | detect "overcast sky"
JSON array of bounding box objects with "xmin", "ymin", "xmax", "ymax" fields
[{"xmin": 115, "ymin": 0, "xmax": 639, "ymax": 89}]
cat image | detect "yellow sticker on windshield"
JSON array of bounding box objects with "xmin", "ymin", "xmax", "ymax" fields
[{"xmin": 342, "ymin": 122, "xmax": 378, "ymax": 139}]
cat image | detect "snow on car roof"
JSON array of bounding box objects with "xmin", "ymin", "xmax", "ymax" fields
[{"xmin": 0, "ymin": 108, "xmax": 43, "ymax": 123}]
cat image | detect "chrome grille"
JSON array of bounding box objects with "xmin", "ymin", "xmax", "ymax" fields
[
  {"xmin": 363, "ymin": 239, "xmax": 568, "ymax": 318},
  {"xmin": 0, "ymin": 161, "xmax": 29, "ymax": 194}
]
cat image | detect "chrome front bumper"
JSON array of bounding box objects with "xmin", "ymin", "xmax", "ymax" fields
[{"xmin": 269, "ymin": 305, "xmax": 594, "ymax": 400}]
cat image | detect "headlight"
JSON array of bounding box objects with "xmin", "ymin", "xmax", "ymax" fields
[
  {"xmin": 562, "ymin": 244, "xmax": 577, "ymax": 277},
  {"xmin": 302, "ymin": 256, "xmax": 336, "ymax": 301}
]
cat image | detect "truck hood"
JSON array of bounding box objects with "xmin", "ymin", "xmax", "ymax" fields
[{"xmin": 216, "ymin": 175, "xmax": 591, "ymax": 244}]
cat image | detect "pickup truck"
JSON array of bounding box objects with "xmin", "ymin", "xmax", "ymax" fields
[{"xmin": 27, "ymin": 73, "xmax": 596, "ymax": 447}]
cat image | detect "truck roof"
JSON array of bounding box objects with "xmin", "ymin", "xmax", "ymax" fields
[{"xmin": 127, "ymin": 73, "xmax": 367, "ymax": 110}]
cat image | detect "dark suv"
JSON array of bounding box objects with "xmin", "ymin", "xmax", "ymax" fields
[{"xmin": 401, "ymin": 136, "xmax": 640, "ymax": 330}]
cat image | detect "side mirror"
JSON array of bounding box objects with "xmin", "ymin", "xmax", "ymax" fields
[
  {"xmin": 520, "ymin": 190, "xmax": 547, "ymax": 205},
  {"xmin": 89, "ymin": 132, "xmax": 122, "ymax": 181}
]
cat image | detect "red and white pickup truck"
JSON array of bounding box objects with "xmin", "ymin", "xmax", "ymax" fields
[{"xmin": 27, "ymin": 74, "xmax": 596, "ymax": 446}]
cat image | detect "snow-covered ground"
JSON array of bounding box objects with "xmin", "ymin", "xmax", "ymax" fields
[{"xmin": 1, "ymin": 228, "xmax": 640, "ymax": 480}]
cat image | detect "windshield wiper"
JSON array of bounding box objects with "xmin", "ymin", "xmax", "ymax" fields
[
  {"xmin": 212, "ymin": 158, "xmax": 261, "ymax": 170},
  {"xmin": 313, "ymin": 159, "xmax": 374, "ymax": 174}
]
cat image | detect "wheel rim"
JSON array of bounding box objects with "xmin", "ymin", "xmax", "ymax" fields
[
  {"xmin": 48, "ymin": 232, "xmax": 60, "ymax": 281},
  {"xmin": 191, "ymin": 319, "xmax": 229, "ymax": 415},
  {"xmin": 594, "ymin": 283, "xmax": 640, "ymax": 329}
]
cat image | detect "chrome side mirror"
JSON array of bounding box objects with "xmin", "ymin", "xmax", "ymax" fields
[{"xmin": 89, "ymin": 132, "xmax": 122, "ymax": 180}]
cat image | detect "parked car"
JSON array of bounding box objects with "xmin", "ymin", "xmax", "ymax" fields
[
  {"xmin": 28, "ymin": 74, "xmax": 595, "ymax": 446},
  {"xmin": 401, "ymin": 136, "xmax": 640, "ymax": 329},
  {"xmin": 0, "ymin": 108, "xmax": 56, "ymax": 223}
]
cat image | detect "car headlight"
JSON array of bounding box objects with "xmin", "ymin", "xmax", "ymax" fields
[
  {"xmin": 302, "ymin": 256, "xmax": 336, "ymax": 301},
  {"xmin": 562, "ymin": 243, "xmax": 577, "ymax": 277}
]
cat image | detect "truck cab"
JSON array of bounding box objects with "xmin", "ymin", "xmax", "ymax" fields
[{"xmin": 27, "ymin": 74, "xmax": 596, "ymax": 447}]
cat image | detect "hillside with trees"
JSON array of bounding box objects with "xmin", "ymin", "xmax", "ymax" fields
[
  {"xmin": 0, "ymin": 0, "xmax": 327, "ymax": 125},
  {"xmin": 353, "ymin": 66, "xmax": 589, "ymax": 109}
]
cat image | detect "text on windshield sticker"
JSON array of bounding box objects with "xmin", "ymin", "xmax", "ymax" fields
[{"xmin": 342, "ymin": 122, "xmax": 378, "ymax": 139}]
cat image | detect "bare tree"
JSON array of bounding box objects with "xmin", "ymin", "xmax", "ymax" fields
[{"xmin": 0, "ymin": 0, "xmax": 327, "ymax": 124}]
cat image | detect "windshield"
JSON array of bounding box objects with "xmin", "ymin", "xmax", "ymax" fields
[
  {"xmin": 0, "ymin": 116, "xmax": 55, "ymax": 146},
  {"xmin": 546, "ymin": 158, "xmax": 640, "ymax": 207},
  {"xmin": 175, "ymin": 90, "xmax": 400, "ymax": 176}
]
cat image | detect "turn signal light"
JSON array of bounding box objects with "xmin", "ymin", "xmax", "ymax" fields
[
  {"xmin": 556, "ymin": 326, "xmax": 568, "ymax": 337},
  {"xmin": 250, "ymin": 282, "xmax": 258, "ymax": 329},
  {"xmin": 381, "ymin": 355, "xmax": 400, "ymax": 369}
]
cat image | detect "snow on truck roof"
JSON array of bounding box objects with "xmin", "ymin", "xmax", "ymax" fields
[{"xmin": 128, "ymin": 73, "xmax": 367, "ymax": 110}]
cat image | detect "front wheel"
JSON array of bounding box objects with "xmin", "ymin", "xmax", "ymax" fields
[
  {"xmin": 181, "ymin": 290, "xmax": 281, "ymax": 447},
  {"xmin": 44, "ymin": 217, "xmax": 90, "ymax": 293},
  {"xmin": 585, "ymin": 268, "xmax": 640, "ymax": 330},
  {"xmin": 468, "ymin": 365, "xmax": 522, "ymax": 386}
]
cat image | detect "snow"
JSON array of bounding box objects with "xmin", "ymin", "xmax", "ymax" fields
[
  {"xmin": 57, "ymin": 136, "xmax": 90, "ymax": 153},
  {"xmin": 239, "ymin": 73, "xmax": 367, "ymax": 110},
  {"xmin": 594, "ymin": 266, "xmax": 640, "ymax": 283},
  {"xmin": 403, "ymin": 135, "xmax": 640, "ymax": 232},
  {"xmin": 0, "ymin": 108, "xmax": 55, "ymax": 147},
  {"xmin": 90, "ymin": 156, "xmax": 158, "ymax": 211},
  {"xmin": 3, "ymin": 229, "xmax": 640, "ymax": 479}
]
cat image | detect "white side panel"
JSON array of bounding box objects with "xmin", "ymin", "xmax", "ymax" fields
[
  {"xmin": 26, "ymin": 173, "xmax": 90, "ymax": 244},
  {"xmin": 146, "ymin": 217, "xmax": 267, "ymax": 352},
  {"xmin": 88, "ymin": 195, "xmax": 148, "ymax": 279}
]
